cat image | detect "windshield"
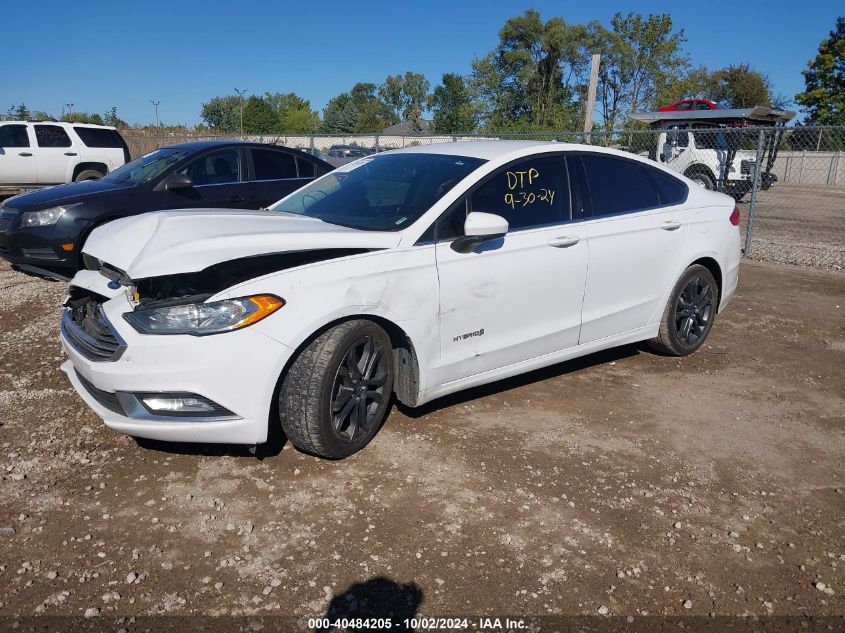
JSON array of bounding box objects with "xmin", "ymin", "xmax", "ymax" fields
[
  {"xmin": 270, "ymin": 153, "xmax": 485, "ymax": 231},
  {"xmin": 103, "ymin": 148, "xmax": 188, "ymax": 185}
]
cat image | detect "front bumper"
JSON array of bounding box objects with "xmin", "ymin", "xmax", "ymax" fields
[
  {"xmin": 0, "ymin": 210, "xmax": 82, "ymax": 278},
  {"xmin": 60, "ymin": 293, "xmax": 295, "ymax": 445}
]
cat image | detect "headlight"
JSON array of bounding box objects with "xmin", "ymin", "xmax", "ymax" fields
[
  {"xmin": 123, "ymin": 295, "xmax": 284, "ymax": 336},
  {"xmin": 21, "ymin": 205, "xmax": 75, "ymax": 227}
]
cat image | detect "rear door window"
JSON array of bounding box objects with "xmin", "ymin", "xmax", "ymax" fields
[
  {"xmin": 34, "ymin": 125, "xmax": 72, "ymax": 148},
  {"xmin": 252, "ymin": 148, "xmax": 298, "ymax": 180},
  {"xmin": 470, "ymin": 155, "xmax": 569, "ymax": 230},
  {"xmin": 0, "ymin": 124, "xmax": 29, "ymax": 147},
  {"xmin": 580, "ymin": 153, "xmax": 659, "ymax": 216},
  {"xmin": 74, "ymin": 127, "xmax": 124, "ymax": 148}
]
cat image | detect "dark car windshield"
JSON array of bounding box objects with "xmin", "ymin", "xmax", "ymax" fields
[
  {"xmin": 270, "ymin": 153, "xmax": 485, "ymax": 231},
  {"xmin": 103, "ymin": 148, "xmax": 188, "ymax": 185}
]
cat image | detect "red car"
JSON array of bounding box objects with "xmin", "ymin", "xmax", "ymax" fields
[{"xmin": 658, "ymin": 99, "xmax": 721, "ymax": 112}]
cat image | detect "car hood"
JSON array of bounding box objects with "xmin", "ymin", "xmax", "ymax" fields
[
  {"xmin": 2, "ymin": 179, "xmax": 132, "ymax": 211},
  {"xmin": 82, "ymin": 209, "xmax": 402, "ymax": 279}
]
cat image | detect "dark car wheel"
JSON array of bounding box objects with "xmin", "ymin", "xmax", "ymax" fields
[
  {"xmin": 279, "ymin": 320, "xmax": 394, "ymax": 459},
  {"xmin": 649, "ymin": 264, "xmax": 718, "ymax": 356}
]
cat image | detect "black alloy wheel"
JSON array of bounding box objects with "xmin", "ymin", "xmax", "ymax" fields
[{"xmin": 330, "ymin": 335, "xmax": 390, "ymax": 443}]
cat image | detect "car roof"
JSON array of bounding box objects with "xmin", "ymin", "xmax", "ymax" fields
[
  {"xmin": 2, "ymin": 120, "xmax": 117, "ymax": 130},
  {"xmin": 165, "ymin": 140, "xmax": 310, "ymax": 151}
]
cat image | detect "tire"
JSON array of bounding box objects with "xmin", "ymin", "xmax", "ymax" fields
[
  {"xmin": 279, "ymin": 320, "xmax": 394, "ymax": 459},
  {"xmin": 649, "ymin": 265, "xmax": 718, "ymax": 357},
  {"xmin": 75, "ymin": 169, "xmax": 105, "ymax": 182},
  {"xmin": 686, "ymin": 170, "xmax": 715, "ymax": 191}
]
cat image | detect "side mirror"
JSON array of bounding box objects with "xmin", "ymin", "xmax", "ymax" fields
[
  {"xmin": 451, "ymin": 212, "xmax": 509, "ymax": 253},
  {"xmin": 464, "ymin": 212, "xmax": 508, "ymax": 237},
  {"xmin": 164, "ymin": 173, "xmax": 194, "ymax": 191}
]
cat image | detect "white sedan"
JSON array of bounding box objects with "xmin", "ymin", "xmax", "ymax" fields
[{"xmin": 60, "ymin": 141, "xmax": 741, "ymax": 459}]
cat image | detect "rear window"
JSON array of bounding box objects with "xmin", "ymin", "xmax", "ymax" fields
[
  {"xmin": 74, "ymin": 127, "xmax": 124, "ymax": 148},
  {"xmin": 34, "ymin": 125, "xmax": 71, "ymax": 148}
]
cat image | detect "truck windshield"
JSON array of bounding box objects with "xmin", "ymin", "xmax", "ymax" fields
[
  {"xmin": 270, "ymin": 153, "xmax": 485, "ymax": 231},
  {"xmin": 103, "ymin": 148, "xmax": 188, "ymax": 185}
]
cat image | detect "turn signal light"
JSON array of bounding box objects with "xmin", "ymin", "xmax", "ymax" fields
[
  {"xmin": 61, "ymin": 243, "xmax": 75, "ymax": 251},
  {"xmin": 729, "ymin": 206, "xmax": 740, "ymax": 226}
]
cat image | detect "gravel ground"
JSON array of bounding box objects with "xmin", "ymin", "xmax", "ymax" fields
[
  {"xmin": 0, "ymin": 258, "xmax": 843, "ymax": 629},
  {"xmin": 740, "ymin": 183, "xmax": 845, "ymax": 271}
]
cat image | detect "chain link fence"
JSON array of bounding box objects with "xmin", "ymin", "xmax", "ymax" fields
[{"xmin": 122, "ymin": 125, "xmax": 845, "ymax": 271}]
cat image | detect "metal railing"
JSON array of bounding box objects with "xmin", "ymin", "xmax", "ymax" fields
[{"xmin": 121, "ymin": 125, "xmax": 845, "ymax": 271}]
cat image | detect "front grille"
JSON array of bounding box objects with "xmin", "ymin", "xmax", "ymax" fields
[
  {"xmin": 61, "ymin": 298, "xmax": 126, "ymax": 362},
  {"xmin": 74, "ymin": 369, "xmax": 125, "ymax": 415},
  {"xmin": 0, "ymin": 217, "xmax": 12, "ymax": 232}
]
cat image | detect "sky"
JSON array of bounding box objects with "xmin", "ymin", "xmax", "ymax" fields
[{"xmin": 1, "ymin": 0, "xmax": 840, "ymax": 126}]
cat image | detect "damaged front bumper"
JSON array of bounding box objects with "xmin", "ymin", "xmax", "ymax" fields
[{"xmin": 60, "ymin": 272, "xmax": 294, "ymax": 445}]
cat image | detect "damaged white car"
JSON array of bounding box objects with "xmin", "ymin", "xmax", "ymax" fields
[{"xmin": 60, "ymin": 141, "xmax": 741, "ymax": 459}]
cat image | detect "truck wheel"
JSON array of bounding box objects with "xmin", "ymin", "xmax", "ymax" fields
[
  {"xmin": 75, "ymin": 169, "xmax": 105, "ymax": 182},
  {"xmin": 686, "ymin": 170, "xmax": 715, "ymax": 190},
  {"xmin": 279, "ymin": 320, "xmax": 394, "ymax": 459},
  {"xmin": 649, "ymin": 264, "xmax": 718, "ymax": 357}
]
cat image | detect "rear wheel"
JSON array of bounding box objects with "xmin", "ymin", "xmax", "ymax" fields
[
  {"xmin": 649, "ymin": 265, "xmax": 718, "ymax": 356},
  {"xmin": 75, "ymin": 169, "xmax": 105, "ymax": 182},
  {"xmin": 279, "ymin": 320, "xmax": 394, "ymax": 459},
  {"xmin": 686, "ymin": 170, "xmax": 715, "ymax": 191}
]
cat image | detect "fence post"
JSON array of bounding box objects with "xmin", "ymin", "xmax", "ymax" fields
[{"xmin": 743, "ymin": 128, "xmax": 766, "ymax": 257}]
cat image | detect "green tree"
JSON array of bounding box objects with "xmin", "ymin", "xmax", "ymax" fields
[
  {"xmin": 379, "ymin": 71, "xmax": 431, "ymax": 131},
  {"xmin": 6, "ymin": 104, "xmax": 31, "ymax": 120},
  {"xmin": 242, "ymin": 95, "xmax": 278, "ymax": 133},
  {"xmin": 593, "ymin": 12, "xmax": 689, "ymax": 130},
  {"xmin": 707, "ymin": 64, "xmax": 777, "ymax": 108},
  {"xmin": 103, "ymin": 106, "xmax": 128, "ymax": 128},
  {"xmin": 65, "ymin": 111, "xmax": 104, "ymax": 125},
  {"xmin": 350, "ymin": 82, "xmax": 395, "ymax": 132},
  {"xmin": 470, "ymin": 10, "xmax": 588, "ymax": 131},
  {"xmin": 431, "ymin": 73, "xmax": 478, "ymax": 133},
  {"xmin": 200, "ymin": 95, "xmax": 241, "ymax": 132},
  {"xmin": 264, "ymin": 92, "xmax": 319, "ymax": 133},
  {"xmin": 322, "ymin": 93, "xmax": 359, "ymax": 133},
  {"xmin": 796, "ymin": 17, "xmax": 845, "ymax": 125}
]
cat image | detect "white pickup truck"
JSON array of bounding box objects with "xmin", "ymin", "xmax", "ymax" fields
[{"xmin": 0, "ymin": 121, "xmax": 129, "ymax": 193}]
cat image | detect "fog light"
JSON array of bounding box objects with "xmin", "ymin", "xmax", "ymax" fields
[{"xmin": 135, "ymin": 393, "xmax": 234, "ymax": 418}]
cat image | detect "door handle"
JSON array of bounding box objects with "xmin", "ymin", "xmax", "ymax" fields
[
  {"xmin": 660, "ymin": 220, "xmax": 682, "ymax": 231},
  {"xmin": 228, "ymin": 195, "xmax": 245, "ymax": 203},
  {"xmin": 548, "ymin": 235, "xmax": 580, "ymax": 248},
  {"xmin": 64, "ymin": 151, "xmax": 77, "ymax": 156},
  {"xmin": 18, "ymin": 152, "xmax": 33, "ymax": 157}
]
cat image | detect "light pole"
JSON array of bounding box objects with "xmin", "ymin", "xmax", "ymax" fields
[
  {"xmin": 65, "ymin": 103, "xmax": 74, "ymax": 120},
  {"xmin": 234, "ymin": 88, "xmax": 247, "ymax": 136},
  {"xmin": 150, "ymin": 100, "xmax": 161, "ymax": 128}
]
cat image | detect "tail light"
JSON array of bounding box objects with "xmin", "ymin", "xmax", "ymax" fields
[{"xmin": 729, "ymin": 206, "xmax": 740, "ymax": 226}]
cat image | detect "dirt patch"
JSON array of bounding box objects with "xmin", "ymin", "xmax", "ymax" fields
[{"xmin": 0, "ymin": 260, "xmax": 843, "ymax": 621}]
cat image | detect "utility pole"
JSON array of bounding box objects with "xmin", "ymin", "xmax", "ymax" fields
[
  {"xmin": 150, "ymin": 100, "xmax": 161, "ymax": 128},
  {"xmin": 583, "ymin": 54, "xmax": 600, "ymax": 144},
  {"xmin": 234, "ymin": 88, "xmax": 247, "ymax": 136}
]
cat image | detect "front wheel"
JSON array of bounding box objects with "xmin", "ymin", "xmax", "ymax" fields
[
  {"xmin": 649, "ymin": 265, "xmax": 718, "ymax": 356},
  {"xmin": 279, "ymin": 320, "xmax": 394, "ymax": 459}
]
